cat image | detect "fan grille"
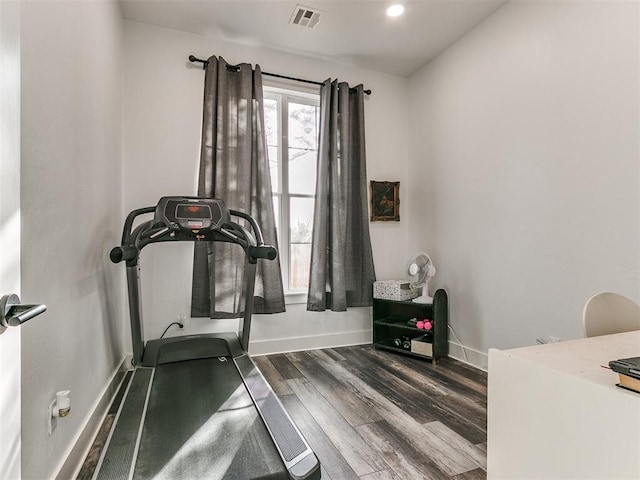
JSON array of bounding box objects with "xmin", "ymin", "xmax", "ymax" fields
[
  {"xmin": 407, "ymin": 252, "xmax": 433, "ymax": 285},
  {"xmin": 290, "ymin": 5, "xmax": 322, "ymax": 28}
]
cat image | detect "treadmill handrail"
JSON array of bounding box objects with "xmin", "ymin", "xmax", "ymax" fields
[
  {"xmin": 114, "ymin": 201, "xmax": 272, "ymax": 256},
  {"xmin": 228, "ymin": 211, "xmax": 278, "ymax": 263},
  {"xmin": 115, "ymin": 203, "xmax": 277, "ymax": 265},
  {"xmin": 110, "ymin": 205, "xmax": 267, "ymax": 265},
  {"xmin": 121, "ymin": 206, "xmax": 155, "ymax": 245},
  {"xmin": 230, "ymin": 209, "xmax": 265, "ymax": 246}
]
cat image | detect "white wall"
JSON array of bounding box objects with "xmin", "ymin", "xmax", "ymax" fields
[
  {"xmin": 123, "ymin": 21, "xmax": 411, "ymax": 352},
  {"xmin": 20, "ymin": 1, "xmax": 125, "ymax": 478},
  {"xmin": 408, "ymin": 0, "xmax": 640, "ymax": 367}
]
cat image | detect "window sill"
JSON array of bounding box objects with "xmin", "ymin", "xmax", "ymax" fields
[{"xmin": 285, "ymin": 292, "xmax": 308, "ymax": 305}]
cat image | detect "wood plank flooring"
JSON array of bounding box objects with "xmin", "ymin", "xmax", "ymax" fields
[
  {"xmin": 77, "ymin": 345, "xmax": 487, "ymax": 480},
  {"xmin": 254, "ymin": 345, "xmax": 487, "ymax": 480}
]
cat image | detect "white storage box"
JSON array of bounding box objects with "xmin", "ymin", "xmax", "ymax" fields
[
  {"xmin": 373, "ymin": 280, "xmax": 418, "ymax": 301},
  {"xmin": 411, "ymin": 335, "xmax": 433, "ymax": 356}
]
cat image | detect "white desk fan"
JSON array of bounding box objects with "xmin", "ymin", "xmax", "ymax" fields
[{"xmin": 407, "ymin": 252, "xmax": 436, "ymax": 304}]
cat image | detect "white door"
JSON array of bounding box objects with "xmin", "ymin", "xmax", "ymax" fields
[{"xmin": 0, "ymin": 1, "xmax": 22, "ymax": 478}]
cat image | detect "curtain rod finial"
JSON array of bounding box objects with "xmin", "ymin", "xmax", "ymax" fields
[{"xmin": 189, "ymin": 55, "xmax": 207, "ymax": 70}]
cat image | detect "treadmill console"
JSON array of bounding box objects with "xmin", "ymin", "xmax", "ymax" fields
[{"xmin": 154, "ymin": 196, "xmax": 230, "ymax": 232}]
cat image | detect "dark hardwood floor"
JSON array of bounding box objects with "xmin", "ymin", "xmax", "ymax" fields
[
  {"xmin": 77, "ymin": 345, "xmax": 487, "ymax": 479},
  {"xmin": 254, "ymin": 345, "xmax": 487, "ymax": 480}
]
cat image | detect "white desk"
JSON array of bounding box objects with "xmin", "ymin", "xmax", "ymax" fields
[{"xmin": 487, "ymin": 331, "xmax": 640, "ymax": 479}]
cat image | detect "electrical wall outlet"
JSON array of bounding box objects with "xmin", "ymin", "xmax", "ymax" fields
[
  {"xmin": 179, "ymin": 312, "xmax": 188, "ymax": 331},
  {"xmin": 536, "ymin": 336, "xmax": 562, "ymax": 345}
]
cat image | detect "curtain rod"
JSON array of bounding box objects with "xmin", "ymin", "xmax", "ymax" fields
[{"xmin": 188, "ymin": 55, "xmax": 372, "ymax": 95}]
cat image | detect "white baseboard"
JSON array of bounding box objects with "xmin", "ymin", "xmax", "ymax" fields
[
  {"xmin": 249, "ymin": 331, "xmax": 488, "ymax": 373},
  {"xmin": 56, "ymin": 356, "xmax": 130, "ymax": 480},
  {"xmin": 249, "ymin": 329, "xmax": 372, "ymax": 356},
  {"xmin": 449, "ymin": 341, "xmax": 488, "ymax": 371}
]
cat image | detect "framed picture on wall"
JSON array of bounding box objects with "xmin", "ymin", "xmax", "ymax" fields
[{"xmin": 370, "ymin": 181, "xmax": 400, "ymax": 221}]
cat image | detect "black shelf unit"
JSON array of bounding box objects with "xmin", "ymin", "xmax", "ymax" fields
[{"xmin": 373, "ymin": 289, "xmax": 448, "ymax": 363}]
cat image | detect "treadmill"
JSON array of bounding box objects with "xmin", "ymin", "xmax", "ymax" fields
[{"xmin": 95, "ymin": 196, "xmax": 320, "ymax": 480}]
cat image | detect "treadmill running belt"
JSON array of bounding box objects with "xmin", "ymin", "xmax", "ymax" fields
[{"xmin": 133, "ymin": 357, "xmax": 287, "ymax": 480}]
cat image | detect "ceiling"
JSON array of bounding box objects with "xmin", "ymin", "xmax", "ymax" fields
[{"xmin": 120, "ymin": 0, "xmax": 509, "ymax": 77}]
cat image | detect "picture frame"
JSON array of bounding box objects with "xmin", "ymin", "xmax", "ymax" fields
[{"xmin": 370, "ymin": 181, "xmax": 400, "ymax": 222}]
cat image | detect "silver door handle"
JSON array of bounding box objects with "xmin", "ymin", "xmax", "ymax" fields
[{"xmin": 0, "ymin": 294, "xmax": 47, "ymax": 334}]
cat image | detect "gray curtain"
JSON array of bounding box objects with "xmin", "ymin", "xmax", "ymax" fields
[
  {"xmin": 307, "ymin": 80, "xmax": 376, "ymax": 311},
  {"xmin": 191, "ymin": 56, "xmax": 285, "ymax": 318}
]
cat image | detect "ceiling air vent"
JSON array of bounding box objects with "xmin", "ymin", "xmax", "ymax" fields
[{"xmin": 290, "ymin": 5, "xmax": 322, "ymax": 29}]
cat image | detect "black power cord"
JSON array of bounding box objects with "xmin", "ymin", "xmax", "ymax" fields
[{"xmin": 160, "ymin": 321, "xmax": 184, "ymax": 339}]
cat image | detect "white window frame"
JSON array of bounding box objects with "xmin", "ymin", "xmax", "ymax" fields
[{"xmin": 264, "ymin": 85, "xmax": 320, "ymax": 304}]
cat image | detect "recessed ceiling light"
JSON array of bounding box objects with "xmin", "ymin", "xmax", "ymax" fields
[{"xmin": 386, "ymin": 4, "xmax": 405, "ymax": 17}]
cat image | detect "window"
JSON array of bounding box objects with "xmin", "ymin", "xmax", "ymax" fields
[{"xmin": 264, "ymin": 87, "xmax": 320, "ymax": 299}]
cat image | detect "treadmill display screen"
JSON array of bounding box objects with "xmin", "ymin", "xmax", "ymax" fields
[{"xmin": 176, "ymin": 204, "xmax": 212, "ymax": 220}]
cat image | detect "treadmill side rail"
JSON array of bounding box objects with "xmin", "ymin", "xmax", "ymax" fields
[
  {"xmin": 235, "ymin": 354, "xmax": 321, "ymax": 480},
  {"xmin": 92, "ymin": 368, "xmax": 154, "ymax": 480}
]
